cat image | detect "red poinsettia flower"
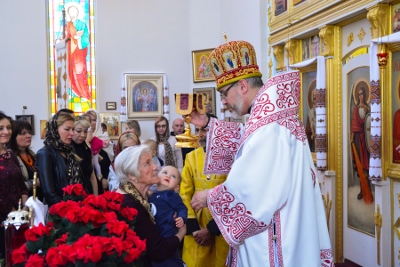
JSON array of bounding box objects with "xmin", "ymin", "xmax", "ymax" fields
[
  {"xmin": 25, "ymin": 254, "xmax": 45, "ymax": 267},
  {"xmin": 107, "ymin": 220, "xmax": 129, "ymax": 237},
  {"xmin": 99, "ymin": 236, "xmax": 124, "ymax": 256},
  {"xmin": 12, "ymin": 185, "xmax": 145, "ymax": 267},
  {"xmin": 45, "ymin": 244, "xmax": 75, "ymax": 267},
  {"xmin": 125, "ymin": 229, "xmax": 147, "ymax": 251},
  {"xmin": 123, "ymin": 245, "xmax": 146, "ymax": 263},
  {"xmin": 12, "ymin": 243, "xmax": 28, "ymax": 264},
  {"xmin": 101, "ymin": 191, "xmax": 124, "ymax": 211},
  {"xmin": 25, "ymin": 223, "xmax": 53, "ymax": 242},
  {"xmin": 103, "ymin": 211, "xmax": 118, "ymax": 221},
  {"xmin": 63, "ymin": 184, "xmax": 88, "ymax": 197},
  {"xmin": 49, "ymin": 200, "xmax": 80, "ymax": 218},
  {"xmin": 83, "ymin": 194, "xmax": 108, "ymax": 210},
  {"xmin": 55, "ymin": 233, "xmax": 68, "ymax": 246},
  {"xmin": 73, "ymin": 234, "xmax": 103, "ymax": 263},
  {"xmin": 120, "ymin": 206, "xmax": 138, "ymax": 221}
]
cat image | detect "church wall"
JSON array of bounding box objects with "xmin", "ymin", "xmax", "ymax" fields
[
  {"xmin": 0, "ymin": 0, "xmax": 264, "ymax": 150},
  {"xmin": 0, "ymin": 0, "xmax": 49, "ymax": 152}
]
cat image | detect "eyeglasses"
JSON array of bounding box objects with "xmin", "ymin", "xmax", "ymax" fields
[
  {"xmin": 220, "ymin": 82, "xmax": 237, "ymax": 100},
  {"xmin": 156, "ymin": 124, "xmax": 167, "ymax": 129}
]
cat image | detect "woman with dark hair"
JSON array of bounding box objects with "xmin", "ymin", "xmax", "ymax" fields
[
  {"xmin": 152, "ymin": 116, "xmax": 182, "ymax": 169},
  {"xmin": 9, "ymin": 120, "xmax": 43, "ymax": 201},
  {"xmin": 35, "ymin": 112, "xmax": 84, "ymax": 206},
  {"xmin": 0, "ymin": 111, "xmax": 28, "ymax": 263}
]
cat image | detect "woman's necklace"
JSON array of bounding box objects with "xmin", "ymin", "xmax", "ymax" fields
[{"xmin": 20, "ymin": 152, "xmax": 34, "ymax": 169}]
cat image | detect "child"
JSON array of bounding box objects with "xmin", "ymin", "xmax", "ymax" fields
[
  {"xmin": 144, "ymin": 139, "xmax": 163, "ymax": 194},
  {"xmin": 143, "ymin": 139, "xmax": 163, "ymax": 168},
  {"xmin": 149, "ymin": 165, "xmax": 187, "ymax": 267}
]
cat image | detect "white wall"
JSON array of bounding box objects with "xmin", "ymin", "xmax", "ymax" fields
[
  {"xmin": 1, "ymin": 0, "xmax": 49, "ymax": 152},
  {"xmin": 0, "ymin": 0, "xmax": 264, "ymax": 151}
]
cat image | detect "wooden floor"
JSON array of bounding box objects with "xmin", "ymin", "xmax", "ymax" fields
[{"xmin": 335, "ymin": 259, "xmax": 362, "ymax": 267}]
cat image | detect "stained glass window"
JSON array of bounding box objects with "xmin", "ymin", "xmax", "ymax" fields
[{"xmin": 48, "ymin": 0, "xmax": 96, "ymax": 114}]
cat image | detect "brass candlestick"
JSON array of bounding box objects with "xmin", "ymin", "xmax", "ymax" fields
[{"xmin": 174, "ymin": 93, "xmax": 208, "ymax": 148}]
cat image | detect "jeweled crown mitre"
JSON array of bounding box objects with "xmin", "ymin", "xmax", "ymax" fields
[{"xmin": 208, "ymin": 40, "xmax": 262, "ymax": 90}]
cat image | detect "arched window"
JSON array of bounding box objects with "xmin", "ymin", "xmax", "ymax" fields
[{"xmin": 48, "ymin": 0, "xmax": 96, "ymax": 114}]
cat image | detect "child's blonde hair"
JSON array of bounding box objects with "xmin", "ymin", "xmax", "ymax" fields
[{"xmin": 143, "ymin": 139, "xmax": 157, "ymax": 152}]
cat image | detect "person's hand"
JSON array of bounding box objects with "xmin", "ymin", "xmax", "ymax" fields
[
  {"xmin": 191, "ymin": 190, "xmax": 209, "ymax": 212},
  {"xmin": 86, "ymin": 128, "xmax": 94, "ymax": 143},
  {"xmin": 185, "ymin": 110, "xmax": 208, "ymax": 128},
  {"xmin": 193, "ymin": 228, "xmax": 213, "ymax": 246},
  {"xmin": 176, "ymin": 224, "xmax": 187, "ymax": 241},
  {"xmin": 101, "ymin": 179, "xmax": 108, "ymax": 190},
  {"xmin": 175, "ymin": 217, "xmax": 184, "ymax": 228}
]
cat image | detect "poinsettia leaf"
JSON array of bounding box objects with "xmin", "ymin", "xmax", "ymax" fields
[
  {"xmin": 26, "ymin": 236, "xmax": 44, "ymax": 254},
  {"xmin": 76, "ymin": 260, "xmax": 96, "ymax": 267},
  {"xmin": 78, "ymin": 223, "xmax": 95, "ymax": 236},
  {"xmin": 99, "ymin": 225, "xmax": 109, "ymax": 237}
]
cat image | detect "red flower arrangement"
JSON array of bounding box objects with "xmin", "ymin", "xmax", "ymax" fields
[{"xmin": 11, "ymin": 184, "xmax": 146, "ymax": 267}]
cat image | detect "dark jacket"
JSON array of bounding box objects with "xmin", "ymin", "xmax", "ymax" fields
[
  {"xmin": 149, "ymin": 190, "xmax": 187, "ymax": 238},
  {"xmin": 123, "ymin": 194, "xmax": 180, "ymax": 267},
  {"xmin": 35, "ymin": 146, "xmax": 74, "ymax": 206}
]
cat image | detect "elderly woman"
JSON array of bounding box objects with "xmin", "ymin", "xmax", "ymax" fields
[
  {"xmin": 115, "ymin": 145, "xmax": 186, "ymax": 267},
  {"xmin": 71, "ymin": 116, "xmax": 99, "ymax": 196},
  {"xmin": 108, "ymin": 131, "xmax": 140, "ymax": 191},
  {"xmin": 36, "ymin": 112, "xmax": 84, "ymax": 206},
  {"xmin": 9, "ymin": 120, "xmax": 43, "ymax": 201},
  {"xmin": 0, "ymin": 111, "xmax": 28, "ymax": 263}
]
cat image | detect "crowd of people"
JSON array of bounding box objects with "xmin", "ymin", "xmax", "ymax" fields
[{"xmin": 0, "ymin": 38, "xmax": 332, "ymax": 267}]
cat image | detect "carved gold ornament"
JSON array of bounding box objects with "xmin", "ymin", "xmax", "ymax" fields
[
  {"xmin": 358, "ymin": 28, "xmax": 366, "ymax": 43},
  {"xmin": 347, "ymin": 32, "xmax": 354, "ymax": 47}
]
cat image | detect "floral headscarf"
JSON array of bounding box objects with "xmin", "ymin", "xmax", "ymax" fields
[{"xmin": 44, "ymin": 113, "xmax": 83, "ymax": 185}]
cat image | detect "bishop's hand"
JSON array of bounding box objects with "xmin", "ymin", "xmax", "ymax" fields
[{"xmin": 191, "ymin": 189, "xmax": 209, "ymax": 212}]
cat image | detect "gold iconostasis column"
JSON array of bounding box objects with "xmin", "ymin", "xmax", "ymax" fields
[
  {"xmin": 367, "ymin": 4, "xmax": 389, "ymax": 266},
  {"xmin": 319, "ymin": 24, "xmax": 342, "ymax": 262}
]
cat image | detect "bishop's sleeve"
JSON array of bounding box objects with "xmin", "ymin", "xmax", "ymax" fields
[{"xmin": 207, "ymin": 124, "xmax": 292, "ymax": 248}]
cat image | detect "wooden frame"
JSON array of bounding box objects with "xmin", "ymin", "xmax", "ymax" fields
[
  {"xmin": 40, "ymin": 120, "xmax": 47, "ymax": 139},
  {"xmin": 391, "ymin": 50, "xmax": 400, "ymax": 165},
  {"xmin": 106, "ymin": 102, "xmax": 117, "ymax": 110},
  {"xmin": 15, "ymin": 115, "xmax": 35, "ymax": 135},
  {"xmin": 301, "ymin": 70, "xmax": 317, "ymax": 153},
  {"xmin": 125, "ymin": 73, "xmax": 163, "ymax": 119},
  {"xmin": 274, "ymin": 0, "xmax": 287, "ymax": 16},
  {"xmin": 193, "ymin": 87, "xmax": 216, "ymax": 115},
  {"xmin": 192, "ymin": 48, "xmax": 214, "ymax": 82},
  {"xmin": 99, "ymin": 113, "xmax": 121, "ymax": 140}
]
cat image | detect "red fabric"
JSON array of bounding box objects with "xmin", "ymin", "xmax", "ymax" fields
[
  {"xmin": 393, "ymin": 110, "xmax": 400, "ymax": 163},
  {"xmin": 66, "ymin": 22, "xmax": 91, "ymax": 99},
  {"xmin": 90, "ymin": 137, "xmax": 103, "ymax": 155},
  {"xmin": 351, "ymin": 106, "xmax": 369, "ymax": 170}
]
